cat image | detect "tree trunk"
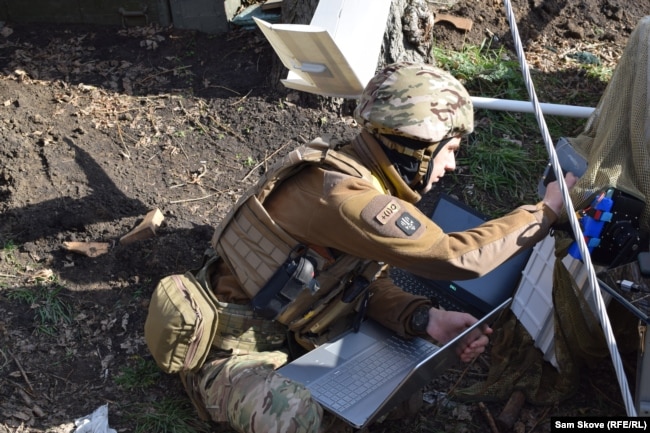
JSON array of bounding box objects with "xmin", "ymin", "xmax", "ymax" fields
[
  {"xmin": 382, "ymin": 0, "xmax": 436, "ymax": 65},
  {"xmin": 271, "ymin": 0, "xmax": 436, "ymax": 112}
]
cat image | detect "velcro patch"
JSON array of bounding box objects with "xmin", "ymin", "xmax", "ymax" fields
[
  {"xmin": 359, "ymin": 195, "xmax": 426, "ymax": 240},
  {"xmin": 374, "ymin": 199, "xmax": 401, "ymax": 225},
  {"xmin": 396, "ymin": 212, "xmax": 421, "ymax": 236}
]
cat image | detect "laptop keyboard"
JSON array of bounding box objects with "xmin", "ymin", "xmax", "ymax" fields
[
  {"xmin": 389, "ymin": 268, "xmax": 463, "ymax": 312},
  {"xmin": 309, "ymin": 335, "xmax": 437, "ymax": 412}
]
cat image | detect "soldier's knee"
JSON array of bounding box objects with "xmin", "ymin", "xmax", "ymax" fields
[{"xmin": 227, "ymin": 366, "xmax": 323, "ymax": 433}]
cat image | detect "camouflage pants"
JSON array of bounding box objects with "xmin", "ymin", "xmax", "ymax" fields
[{"xmin": 183, "ymin": 350, "xmax": 324, "ymax": 433}]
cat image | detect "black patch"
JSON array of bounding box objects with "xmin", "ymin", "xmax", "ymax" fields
[{"xmin": 395, "ymin": 212, "xmax": 421, "ymax": 236}]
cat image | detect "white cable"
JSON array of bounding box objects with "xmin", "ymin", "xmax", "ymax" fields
[{"xmin": 501, "ymin": 0, "xmax": 637, "ymax": 416}]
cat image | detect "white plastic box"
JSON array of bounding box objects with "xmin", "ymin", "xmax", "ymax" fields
[{"xmin": 512, "ymin": 235, "xmax": 611, "ymax": 368}]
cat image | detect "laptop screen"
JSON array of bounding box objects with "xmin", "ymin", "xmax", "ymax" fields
[{"xmin": 392, "ymin": 194, "xmax": 531, "ymax": 317}]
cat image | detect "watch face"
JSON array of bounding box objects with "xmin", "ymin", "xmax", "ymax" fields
[{"xmin": 412, "ymin": 308, "xmax": 429, "ymax": 332}]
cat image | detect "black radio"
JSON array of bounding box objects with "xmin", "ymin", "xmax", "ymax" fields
[{"xmin": 251, "ymin": 247, "xmax": 320, "ymax": 320}]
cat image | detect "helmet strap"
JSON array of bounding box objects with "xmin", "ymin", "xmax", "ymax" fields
[
  {"xmin": 376, "ymin": 134, "xmax": 426, "ymax": 160},
  {"xmin": 376, "ymin": 134, "xmax": 439, "ymax": 190},
  {"xmin": 413, "ymin": 144, "xmax": 436, "ymax": 190}
]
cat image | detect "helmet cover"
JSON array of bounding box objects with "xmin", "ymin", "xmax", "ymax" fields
[{"xmin": 354, "ymin": 62, "xmax": 474, "ymax": 146}]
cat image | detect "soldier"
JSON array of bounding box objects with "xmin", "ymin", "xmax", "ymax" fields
[{"xmin": 178, "ymin": 63, "xmax": 577, "ymax": 433}]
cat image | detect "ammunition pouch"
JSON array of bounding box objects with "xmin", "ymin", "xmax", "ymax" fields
[
  {"xmin": 144, "ymin": 271, "xmax": 218, "ymax": 373},
  {"xmin": 283, "ymin": 260, "xmax": 378, "ymax": 349}
]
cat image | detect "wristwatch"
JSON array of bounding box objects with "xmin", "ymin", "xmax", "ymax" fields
[{"xmin": 410, "ymin": 305, "xmax": 430, "ymax": 334}]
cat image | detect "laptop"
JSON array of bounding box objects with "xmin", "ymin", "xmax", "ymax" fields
[
  {"xmin": 278, "ymin": 297, "xmax": 511, "ymax": 429},
  {"xmin": 390, "ymin": 194, "xmax": 533, "ymax": 318}
]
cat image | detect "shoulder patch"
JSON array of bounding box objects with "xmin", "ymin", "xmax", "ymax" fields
[
  {"xmin": 395, "ymin": 212, "xmax": 421, "ymax": 236},
  {"xmin": 358, "ymin": 195, "xmax": 426, "ymax": 239},
  {"xmin": 374, "ymin": 199, "xmax": 401, "ymax": 225}
]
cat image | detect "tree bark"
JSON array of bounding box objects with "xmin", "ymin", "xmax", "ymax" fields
[
  {"xmin": 271, "ymin": 0, "xmax": 436, "ymax": 111},
  {"xmin": 381, "ymin": 0, "xmax": 436, "ymax": 66}
]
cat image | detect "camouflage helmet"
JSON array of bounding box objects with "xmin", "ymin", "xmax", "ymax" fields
[
  {"xmin": 354, "ymin": 62, "xmax": 474, "ymax": 146},
  {"xmin": 354, "ymin": 63, "xmax": 474, "ymax": 191}
]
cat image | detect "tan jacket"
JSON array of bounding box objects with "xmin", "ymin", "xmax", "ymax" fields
[{"xmin": 212, "ymin": 132, "xmax": 557, "ymax": 341}]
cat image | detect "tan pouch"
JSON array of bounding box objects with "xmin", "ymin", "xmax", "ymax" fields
[{"xmin": 144, "ymin": 272, "xmax": 218, "ymax": 373}]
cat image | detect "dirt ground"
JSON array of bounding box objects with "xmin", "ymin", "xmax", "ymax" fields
[{"xmin": 0, "ymin": 0, "xmax": 648, "ymax": 432}]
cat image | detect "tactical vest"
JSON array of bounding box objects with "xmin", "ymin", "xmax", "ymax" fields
[{"xmin": 210, "ymin": 137, "xmax": 384, "ymax": 349}]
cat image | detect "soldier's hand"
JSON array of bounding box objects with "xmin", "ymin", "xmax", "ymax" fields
[
  {"xmin": 426, "ymin": 308, "xmax": 492, "ymax": 363},
  {"xmin": 543, "ymin": 172, "xmax": 579, "ymax": 216}
]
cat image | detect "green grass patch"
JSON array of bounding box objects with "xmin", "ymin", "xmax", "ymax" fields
[
  {"xmin": 128, "ymin": 397, "xmax": 209, "ymax": 433},
  {"xmin": 454, "ymin": 133, "xmax": 545, "ymax": 211},
  {"xmin": 582, "ymin": 62, "xmax": 614, "ymax": 83},
  {"xmin": 433, "ymin": 40, "xmax": 527, "ymax": 101},
  {"xmin": 0, "ymin": 239, "xmax": 18, "ymax": 273},
  {"xmin": 431, "ymin": 42, "xmax": 601, "ymax": 215},
  {"xmin": 2, "ymin": 240, "xmax": 75, "ymax": 335},
  {"xmin": 6, "ymin": 281, "xmax": 74, "ymax": 336},
  {"xmin": 115, "ymin": 356, "xmax": 161, "ymax": 390}
]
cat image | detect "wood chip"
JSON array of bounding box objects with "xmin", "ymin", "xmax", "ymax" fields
[
  {"xmin": 119, "ymin": 208, "xmax": 164, "ymax": 245},
  {"xmin": 63, "ymin": 241, "xmax": 111, "ymax": 258},
  {"xmin": 435, "ymin": 13, "xmax": 473, "ymax": 31}
]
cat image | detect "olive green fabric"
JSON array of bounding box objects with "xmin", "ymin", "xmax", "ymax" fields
[
  {"xmin": 144, "ymin": 272, "xmax": 218, "ymax": 373},
  {"xmin": 567, "ymin": 16, "xmax": 650, "ymax": 228}
]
